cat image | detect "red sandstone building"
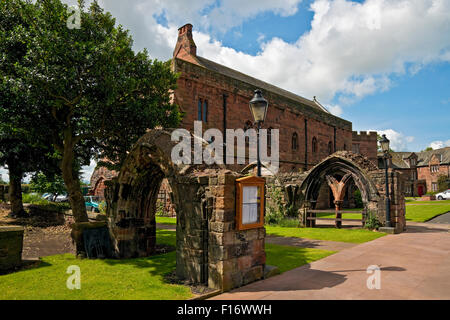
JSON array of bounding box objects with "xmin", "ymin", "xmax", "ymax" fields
[
  {"xmin": 386, "ymin": 147, "xmax": 450, "ymax": 196},
  {"xmin": 90, "ymin": 24, "xmax": 378, "ymax": 198}
]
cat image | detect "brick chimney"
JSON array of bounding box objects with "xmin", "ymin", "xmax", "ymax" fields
[{"xmin": 173, "ymin": 23, "xmax": 197, "ymax": 58}]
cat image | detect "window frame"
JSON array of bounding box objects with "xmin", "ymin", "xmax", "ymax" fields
[
  {"xmin": 292, "ymin": 132, "xmax": 298, "ymax": 151},
  {"xmin": 312, "ymin": 137, "xmax": 317, "ymax": 153},
  {"xmin": 235, "ymin": 176, "xmax": 265, "ymax": 231}
]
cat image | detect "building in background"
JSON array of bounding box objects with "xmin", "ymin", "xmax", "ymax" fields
[
  {"xmin": 383, "ymin": 147, "xmax": 450, "ymax": 197},
  {"xmin": 90, "ymin": 24, "xmax": 379, "ymax": 211}
]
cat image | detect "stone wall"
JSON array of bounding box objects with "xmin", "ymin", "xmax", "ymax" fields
[
  {"xmin": 103, "ymin": 130, "xmax": 266, "ymax": 291},
  {"xmin": 369, "ymin": 170, "xmax": 406, "ymax": 232},
  {"xmin": 352, "ymin": 131, "xmax": 378, "ymax": 165},
  {"xmin": 174, "ymin": 58, "xmax": 354, "ymax": 173},
  {"xmin": 261, "ymin": 152, "xmax": 406, "ymax": 233},
  {"xmin": 206, "ymin": 172, "xmax": 265, "ymax": 291},
  {"xmin": 171, "ymin": 24, "xmax": 380, "ymax": 173},
  {"xmin": 0, "ymin": 226, "xmax": 24, "ymax": 273},
  {"xmin": 417, "ymin": 164, "xmax": 450, "ymax": 193}
]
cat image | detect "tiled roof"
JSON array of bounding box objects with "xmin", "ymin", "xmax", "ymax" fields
[
  {"xmin": 417, "ymin": 147, "xmax": 450, "ymax": 166},
  {"xmin": 383, "ymin": 147, "xmax": 450, "ymax": 168},
  {"xmin": 194, "ymin": 55, "xmax": 331, "ymax": 114}
]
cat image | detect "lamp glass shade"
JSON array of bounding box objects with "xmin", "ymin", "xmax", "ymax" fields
[
  {"xmin": 379, "ymin": 134, "xmax": 390, "ymax": 152},
  {"xmin": 249, "ymin": 89, "xmax": 268, "ymax": 123}
]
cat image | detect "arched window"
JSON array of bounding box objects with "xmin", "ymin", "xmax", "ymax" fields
[
  {"xmin": 292, "ymin": 132, "xmax": 298, "ymax": 151},
  {"xmin": 197, "ymin": 99, "xmax": 202, "ymax": 121},
  {"xmin": 312, "ymin": 137, "xmax": 317, "ymax": 153},
  {"xmin": 328, "ymin": 141, "xmax": 333, "ymax": 155},
  {"xmin": 203, "ymin": 100, "xmax": 208, "ymax": 122},
  {"xmin": 197, "ymin": 99, "xmax": 208, "ymax": 122}
]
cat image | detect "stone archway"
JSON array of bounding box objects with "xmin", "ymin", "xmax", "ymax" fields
[
  {"xmin": 300, "ymin": 151, "xmax": 406, "ymax": 230},
  {"xmin": 104, "ymin": 129, "xmax": 213, "ymax": 284},
  {"xmin": 104, "ymin": 129, "xmax": 267, "ymax": 290},
  {"xmin": 301, "ymin": 152, "xmax": 380, "ymax": 208}
]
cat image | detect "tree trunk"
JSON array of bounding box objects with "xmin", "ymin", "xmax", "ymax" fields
[
  {"xmin": 61, "ymin": 132, "xmax": 89, "ymax": 223},
  {"xmin": 7, "ymin": 160, "xmax": 26, "ymax": 217}
]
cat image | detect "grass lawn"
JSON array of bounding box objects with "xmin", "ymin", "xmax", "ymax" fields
[
  {"xmin": 265, "ymin": 244, "xmax": 335, "ymax": 273},
  {"xmin": 0, "ymin": 227, "xmax": 338, "ymax": 299},
  {"xmin": 155, "ymin": 216, "xmax": 176, "ymax": 225},
  {"xmin": 265, "ymin": 226, "xmax": 385, "ymax": 244},
  {"xmin": 0, "ymin": 229, "xmax": 192, "ymax": 300},
  {"xmin": 405, "ymin": 203, "xmax": 450, "ymax": 222}
]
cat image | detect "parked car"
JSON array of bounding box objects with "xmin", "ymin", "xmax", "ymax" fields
[
  {"xmin": 436, "ymin": 189, "xmax": 450, "ymax": 200},
  {"xmin": 54, "ymin": 193, "xmax": 69, "ymax": 202},
  {"xmin": 41, "ymin": 193, "xmax": 68, "ymax": 202},
  {"xmin": 84, "ymin": 196, "xmax": 100, "ymax": 213}
]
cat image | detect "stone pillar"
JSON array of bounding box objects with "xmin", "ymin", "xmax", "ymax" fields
[
  {"xmin": 0, "ymin": 226, "xmax": 23, "ymax": 273},
  {"xmin": 370, "ymin": 170, "xmax": 406, "ymax": 233},
  {"xmin": 207, "ymin": 172, "xmax": 266, "ymax": 291},
  {"xmin": 175, "ymin": 175, "xmax": 209, "ymax": 284},
  {"xmin": 334, "ymin": 200, "xmax": 343, "ymax": 228}
]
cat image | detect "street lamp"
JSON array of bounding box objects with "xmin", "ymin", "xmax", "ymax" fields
[
  {"xmin": 249, "ymin": 89, "xmax": 268, "ymax": 176},
  {"xmin": 380, "ymin": 134, "xmax": 391, "ymax": 227}
]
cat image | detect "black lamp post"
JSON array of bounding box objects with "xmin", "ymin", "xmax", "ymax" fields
[
  {"xmin": 249, "ymin": 89, "xmax": 268, "ymax": 177},
  {"xmin": 379, "ymin": 134, "xmax": 391, "ymax": 227}
]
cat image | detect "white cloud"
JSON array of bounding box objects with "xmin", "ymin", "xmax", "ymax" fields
[
  {"xmin": 428, "ymin": 139, "xmax": 450, "ymax": 150},
  {"xmin": 80, "ymin": 159, "xmax": 97, "ymax": 184},
  {"xmin": 327, "ymin": 104, "xmax": 343, "ymax": 116},
  {"xmin": 62, "ymin": 0, "xmax": 450, "ymax": 109},
  {"xmin": 375, "ymin": 129, "xmax": 415, "ymax": 151},
  {"xmin": 0, "ymin": 167, "xmax": 8, "ymax": 183}
]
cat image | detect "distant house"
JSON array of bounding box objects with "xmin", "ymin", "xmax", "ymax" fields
[{"xmin": 381, "ymin": 147, "xmax": 450, "ymax": 196}]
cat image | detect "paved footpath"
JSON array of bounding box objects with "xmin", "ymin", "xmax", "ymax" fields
[
  {"xmin": 427, "ymin": 212, "xmax": 450, "ymax": 224},
  {"xmin": 212, "ymin": 223, "xmax": 450, "ymax": 300},
  {"xmin": 266, "ymin": 236, "xmax": 356, "ymax": 252}
]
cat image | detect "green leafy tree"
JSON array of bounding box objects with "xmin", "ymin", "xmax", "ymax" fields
[
  {"xmin": 0, "ymin": 0, "xmax": 61, "ymax": 217},
  {"xmin": 437, "ymin": 175, "xmax": 450, "ymax": 192},
  {"xmin": 5, "ymin": 0, "xmax": 180, "ymax": 223},
  {"xmin": 30, "ymin": 172, "xmax": 67, "ymax": 200}
]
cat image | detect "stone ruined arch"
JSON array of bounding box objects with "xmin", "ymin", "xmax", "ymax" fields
[
  {"xmin": 105, "ymin": 129, "xmax": 225, "ymax": 285},
  {"xmin": 300, "ymin": 151, "xmax": 380, "ymax": 215}
]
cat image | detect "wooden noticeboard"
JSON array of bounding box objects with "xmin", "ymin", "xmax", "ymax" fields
[{"xmin": 235, "ymin": 176, "xmax": 265, "ymax": 230}]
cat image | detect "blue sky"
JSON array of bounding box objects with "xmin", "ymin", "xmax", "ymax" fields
[
  {"xmin": 2, "ymin": 0, "xmax": 449, "ymax": 183},
  {"xmin": 84, "ymin": 0, "xmax": 449, "ymax": 153}
]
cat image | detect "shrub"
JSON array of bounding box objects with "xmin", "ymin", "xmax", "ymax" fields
[
  {"xmin": 98, "ymin": 201, "xmax": 107, "ymax": 214},
  {"xmin": 22, "ymin": 193, "xmax": 47, "ymax": 204},
  {"xmin": 364, "ymin": 211, "xmax": 382, "ymax": 230},
  {"xmin": 354, "ymin": 189, "xmax": 363, "ymax": 208},
  {"xmin": 155, "ymin": 202, "xmax": 167, "ymax": 217},
  {"xmin": 438, "ymin": 175, "xmax": 450, "ymax": 192},
  {"xmin": 266, "ymin": 206, "xmax": 284, "ymax": 225}
]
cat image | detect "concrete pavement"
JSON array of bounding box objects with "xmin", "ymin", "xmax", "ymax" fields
[
  {"xmin": 212, "ymin": 223, "xmax": 450, "ymax": 300},
  {"xmin": 266, "ymin": 235, "xmax": 357, "ymax": 252}
]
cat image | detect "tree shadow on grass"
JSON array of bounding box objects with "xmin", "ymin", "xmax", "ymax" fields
[
  {"xmin": 0, "ymin": 259, "xmax": 53, "ymax": 276},
  {"xmin": 101, "ymin": 230, "xmax": 178, "ymax": 280}
]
